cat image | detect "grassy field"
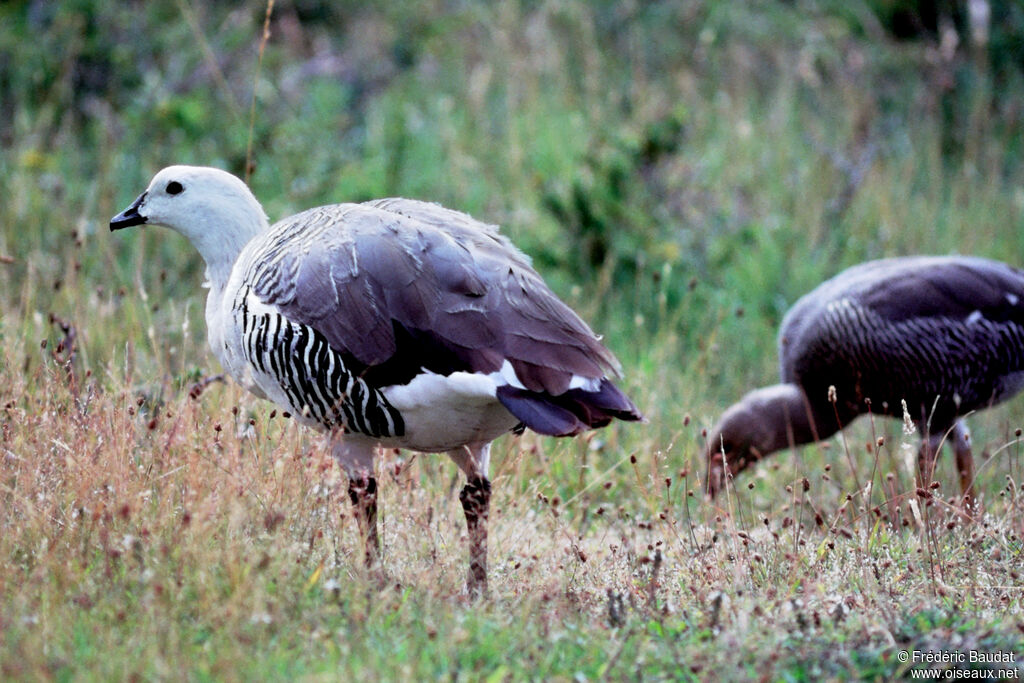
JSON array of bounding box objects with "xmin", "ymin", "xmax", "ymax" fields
[{"xmin": 2, "ymin": 1, "xmax": 1024, "ymax": 679}]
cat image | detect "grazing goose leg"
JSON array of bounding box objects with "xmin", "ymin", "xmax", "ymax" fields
[
  {"xmin": 448, "ymin": 443, "xmax": 492, "ymax": 596},
  {"xmin": 917, "ymin": 431, "xmax": 944, "ymax": 497},
  {"xmin": 917, "ymin": 424, "xmax": 978, "ymax": 511},
  {"xmin": 950, "ymin": 421, "xmax": 977, "ymax": 510},
  {"xmin": 332, "ymin": 433, "xmax": 380, "ymax": 567}
]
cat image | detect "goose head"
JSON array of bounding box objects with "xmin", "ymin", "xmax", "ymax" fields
[{"xmin": 111, "ymin": 165, "xmax": 270, "ymax": 286}]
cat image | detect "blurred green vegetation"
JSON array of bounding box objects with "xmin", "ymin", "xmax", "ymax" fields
[
  {"xmin": 2, "ymin": 0, "xmax": 1024, "ymax": 680},
  {"xmin": 3, "ymin": 0, "xmax": 1024, "ymax": 410}
]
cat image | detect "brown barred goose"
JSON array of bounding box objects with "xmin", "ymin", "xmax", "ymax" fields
[
  {"xmin": 705, "ymin": 256, "xmax": 1024, "ymax": 505},
  {"xmin": 111, "ymin": 165, "xmax": 642, "ymax": 594}
]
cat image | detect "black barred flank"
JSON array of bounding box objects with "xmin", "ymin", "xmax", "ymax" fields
[{"xmin": 237, "ymin": 290, "xmax": 404, "ymax": 438}]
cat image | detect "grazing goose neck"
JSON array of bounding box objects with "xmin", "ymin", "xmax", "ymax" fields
[{"xmin": 706, "ymin": 383, "xmax": 829, "ymax": 472}]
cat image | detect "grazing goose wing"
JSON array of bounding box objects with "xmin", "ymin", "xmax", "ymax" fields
[
  {"xmin": 855, "ymin": 256, "xmax": 1024, "ymax": 324},
  {"xmin": 780, "ymin": 256, "xmax": 1024, "ymax": 388},
  {"xmin": 241, "ymin": 198, "xmax": 639, "ymax": 436}
]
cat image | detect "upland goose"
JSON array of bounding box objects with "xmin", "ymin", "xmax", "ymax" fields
[
  {"xmin": 705, "ymin": 255, "xmax": 1024, "ymax": 506},
  {"xmin": 111, "ymin": 166, "xmax": 642, "ymax": 593}
]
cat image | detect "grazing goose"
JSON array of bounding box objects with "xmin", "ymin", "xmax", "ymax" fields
[
  {"xmin": 705, "ymin": 255, "xmax": 1024, "ymax": 505},
  {"xmin": 111, "ymin": 165, "xmax": 642, "ymax": 594}
]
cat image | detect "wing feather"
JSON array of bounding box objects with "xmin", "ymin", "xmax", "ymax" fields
[{"xmin": 241, "ymin": 199, "xmax": 622, "ymax": 393}]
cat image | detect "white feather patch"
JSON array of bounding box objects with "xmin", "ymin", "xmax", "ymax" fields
[
  {"xmin": 489, "ymin": 359, "xmax": 602, "ymax": 392},
  {"xmin": 385, "ymin": 369, "xmax": 498, "ymax": 407},
  {"xmin": 381, "ymin": 370, "xmax": 518, "ymax": 452}
]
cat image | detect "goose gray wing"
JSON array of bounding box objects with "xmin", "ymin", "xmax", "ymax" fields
[
  {"xmin": 780, "ymin": 257, "xmax": 1024, "ymax": 375},
  {"xmin": 240, "ymin": 198, "xmax": 639, "ymax": 435},
  {"xmin": 856, "ymin": 256, "xmax": 1024, "ymax": 323},
  {"xmin": 777, "ymin": 256, "xmax": 1024, "ymax": 424}
]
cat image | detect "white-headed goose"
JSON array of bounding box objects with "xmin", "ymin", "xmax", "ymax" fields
[{"xmin": 111, "ymin": 165, "xmax": 643, "ymax": 594}]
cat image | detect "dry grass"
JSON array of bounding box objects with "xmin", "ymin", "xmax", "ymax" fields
[
  {"xmin": 4, "ymin": 1, "xmax": 1024, "ymax": 678},
  {"xmin": 2, "ymin": 308, "xmax": 1023, "ymax": 679}
]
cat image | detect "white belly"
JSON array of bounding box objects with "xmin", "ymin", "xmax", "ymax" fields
[{"xmin": 380, "ymin": 371, "xmax": 519, "ymax": 452}]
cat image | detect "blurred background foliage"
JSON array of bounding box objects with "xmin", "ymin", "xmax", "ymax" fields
[
  {"xmin": 3, "ymin": 3, "xmax": 1024, "ymax": 677},
  {"xmin": 1, "ymin": 0, "xmax": 1024, "ymax": 418}
]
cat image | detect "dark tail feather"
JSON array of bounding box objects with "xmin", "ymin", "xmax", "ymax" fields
[
  {"xmin": 566, "ymin": 379, "xmax": 643, "ymax": 422},
  {"xmin": 496, "ymin": 380, "xmax": 643, "ymax": 437},
  {"xmin": 496, "ymin": 387, "xmax": 588, "ymax": 436}
]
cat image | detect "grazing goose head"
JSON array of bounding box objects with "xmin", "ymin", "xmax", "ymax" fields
[
  {"xmin": 110, "ymin": 165, "xmax": 269, "ymax": 285},
  {"xmin": 704, "ymin": 383, "xmax": 819, "ymax": 496}
]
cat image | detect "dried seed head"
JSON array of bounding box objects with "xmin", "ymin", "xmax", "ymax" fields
[{"xmin": 901, "ymin": 400, "xmax": 915, "ymax": 435}]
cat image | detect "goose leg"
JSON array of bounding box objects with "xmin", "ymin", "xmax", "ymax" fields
[
  {"xmin": 331, "ymin": 433, "xmax": 380, "ymax": 567},
  {"xmin": 950, "ymin": 421, "xmax": 977, "ymax": 511},
  {"xmin": 347, "ymin": 476, "xmax": 379, "ymax": 565},
  {"xmin": 448, "ymin": 443, "xmax": 492, "ymax": 596},
  {"xmin": 916, "ymin": 432, "xmax": 943, "ymax": 495},
  {"xmin": 460, "ymin": 476, "xmax": 491, "ymax": 595}
]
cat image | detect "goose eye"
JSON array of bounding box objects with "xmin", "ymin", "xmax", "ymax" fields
[{"xmin": 166, "ymin": 181, "xmax": 184, "ymax": 195}]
